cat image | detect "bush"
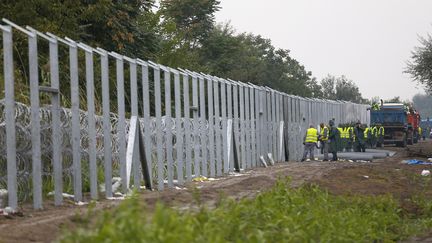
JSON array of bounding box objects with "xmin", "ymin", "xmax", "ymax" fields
[{"xmin": 61, "ymin": 179, "xmax": 432, "ymax": 242}]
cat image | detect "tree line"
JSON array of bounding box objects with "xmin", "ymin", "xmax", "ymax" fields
[{"xmin": 0, "ymin": 0, "xmax": 367, "ymax": 104}]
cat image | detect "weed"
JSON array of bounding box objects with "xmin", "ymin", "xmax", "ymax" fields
[{"xmin": 60, "ymin": 178, "xmax": 432, "ymax": 242}]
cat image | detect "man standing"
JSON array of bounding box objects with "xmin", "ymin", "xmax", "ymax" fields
[
  {"xmin": 370, "ymin": 124, "xmax": 378, "ymax": 149},
  {"xmin": 364, "ymin": 125, "xmax": 372, "ymax": 148},
  {"xmin": 301, "ymin": 125, "xmax": 318, "ymax": 162},
  {"xmin": 354, "ymin": 122, "xmax": 366, "ymax": 152},
  {"xmin": 320, "ymin": 123, "xmax": 329, "ymax": 161},
  {"xmin": 346, "ymin": 125, "xmax": 354, "ymax": 152},
  {"xmin": 328, "ymin": 120, "xmax": 339, "ymax": 161},
  {"xmin": 378, "ymin": 124, "xmax": 385, "ymax": 147}
]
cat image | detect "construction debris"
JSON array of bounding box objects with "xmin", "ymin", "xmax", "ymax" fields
[{"xmin": 421, "ymin": 170, "xmax": 431, "ymax": 176}]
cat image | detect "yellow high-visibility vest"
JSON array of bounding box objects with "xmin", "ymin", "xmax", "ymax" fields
[
  {"xmin": 364, "ymin": 128, "xmax": 370, "ymax": 139},
  {"xmin": 305, "ymin": 128, "xmax": 318, "ymax": 143},
  {"xmin": 379, "ymin": 127, "xmax": 385, "ymax": 136},
  {"xmin": 371, "ymin": 127, "xmax": 378, "ymax": 137},
  {"xmin": 321, "ymin": 126, "xmax": 329, "ymax": 141},
  {"xmin": 337, "ymin": 127, "xmax": 343, "ymax": 138}
]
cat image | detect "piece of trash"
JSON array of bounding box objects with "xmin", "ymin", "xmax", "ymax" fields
[
  {"xmin": 428, "ymin": 158, "xmax": 432, "ymax": 162},
  {"xmin": 3, "ymin": 206, "xmax": 15, "ymax": 214},
  {"xmin": 363, "ymin": 175, "xmax": 369, "ymax": 179},
  {"xmin": 260, "ymin": 156, "xmax": 268, "ymax": 167},
  {"xmin": 114, "ymin": 192, "xmax": 124, "ymax": 197},
  {"xmin": 348, "ymin": 160, "xmax": 354, "ymax": 163},
  {"xmin": 107, "ymin": 196, "xmax": 125, "ymax": 200},
  {"xmin": 192, "ymin": 176, "xmax": 208, "ymax": 182},
  {"xmin": 174, "ymin": 186, "xmax": 187, "ymax": 190},
  {"xmin": 228, "ymin": 172, "xmax": 245, "ymax": 177},
  {"xmin": 267, "ymin": 153, "xmax": 275, "ymax": 166},
  {"xmin": 207, "ymin": 178, "xmax": 220, "ymax": 181},
  {"xmin": 421, "ymin": 170, "xmax": 431, "ymax": 176},
  {"xmin": 47, "ymin": 191, "xmax": 75, "ymax": 199},
  {"xmin": 403, "ymin": 159, "xmax": 432, "ymax": 165},
  {"xmin": 75, "ymin": 201, "xmax": 88, "ymax": 206}
]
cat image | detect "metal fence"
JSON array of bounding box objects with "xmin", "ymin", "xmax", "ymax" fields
[{"xmin": 0, "ymin": 19, "xmax": 370, "ymax": 210}]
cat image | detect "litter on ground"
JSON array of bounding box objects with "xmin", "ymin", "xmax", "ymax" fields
[
  {"xmin": 421, "ymin": 170, "xmax": 431, "ymax": 176},
  {"xmin": 192, "ymin": 176, "xmax": 209, "ymax": 182},
  {"xmin": 403, "ymin": 159, "xmax": 432, "ymax": 165}
]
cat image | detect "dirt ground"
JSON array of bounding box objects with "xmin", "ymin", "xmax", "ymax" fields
[{"xmin": 1, "ymin": 140, "xmax": 432, "ymax": 243}]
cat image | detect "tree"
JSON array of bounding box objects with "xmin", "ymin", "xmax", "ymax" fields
[
  {"xmin": 406, "ymin": 33, "xmax": 432, "ymax": 93},
  {"xmin": 198, "ymin": 24, "xmax": 318, "ymax": 97},
  {"xmin": 413, "ymin": 93, "xmax": 432, "ymax": 119},
  {"xmin": 320, "ymin": 75, "xmax": 365, "ymax": 103},
  {"xmin": 156, "ymin": 0, "xmax": 220, "ymax": 68},
  {"xmin": 320, "ymin": 75, "xmax": 336, "ymax": 99},
  {"xmin": 159, "ymin": 0, "xmax": 220, "ymax": 47},
  {"xmin": 384, "ymin": 96, "xmax": 402, "ymax": 103}
]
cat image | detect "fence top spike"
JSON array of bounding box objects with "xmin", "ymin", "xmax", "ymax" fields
[
  {"xmin": 108, "ymin": 51, "xmax": 123, "ymax": 59},
  {"xmin": 136, "ymin": 58, "xmax": 148, "ymax": 66},
  {"xmin": 2, "ymin": 18, "xmax": 35, "ymax": 37},
  {"xmin": 177, "ymin": 68, "xmax": 188, "ymax": 76},
  {"xmin": 77, "ymin": 42, "xmax": 93, "ymax": 53},
  {"xmin": 122, "ymin": 55, "xmax": 136, "ymax": 64},
  {"xmin": 46, "ymin": 32, "xmax": 75, "ymax": 47},
  {"xmin": 93, "ymin": 47, "xmax": 107, "ymax": 56},
  {"xmin": 147, "ymin": 60, "xmax": 159, "ymax": 68},
  {"xmin": 26, "ymin": 26, "xmax": 55, "ymax": 42},
  {"xmin": 159, "ymin": 64, "xmax": 169, "ymax": 72},
  {"xmin": 0, "ymin": 24, "xmax": 11, "ymax": 32},
  {"xmin": 169, "ymin": 68, "xmax": 179, "ymax": 74}
]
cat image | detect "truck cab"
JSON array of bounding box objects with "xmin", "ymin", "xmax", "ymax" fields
[{"xmin": 370, "ymin": 103, "xmax": 410, "ymax": 147}]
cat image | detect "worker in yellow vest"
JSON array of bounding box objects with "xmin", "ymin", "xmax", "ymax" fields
[
  {"xmin": 337, "ymin": 126, "xmax": 344, "ymax": 152},
  {"xmin": 301, "ymin": 125, "xmax": 318, "ymax": 162},
  {"xmin": 378, "ymin": 124, "xmax": 385, "ymax": 147},
  {"xmin": 418, "ymin": 127, "xmax": 422, "ymax": 141},
  {"xmin": 346, "ymin": 126, "xmax": 354, "ymax": 152},
  {"xmin": 319, "ymin": 123, "xmax": 329, "ymax": 161},
  {"xmin": 364, "ymin": 126, "xmax": 372, "ymax": 148},
  {"xmin": 371, "ymin": 125, "xmax": 378, "ymax": 149}
]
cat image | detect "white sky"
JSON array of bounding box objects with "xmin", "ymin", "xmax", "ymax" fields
[{"xmin": 215, "ymin": 0, "xmax": 432, "ymax": 101}]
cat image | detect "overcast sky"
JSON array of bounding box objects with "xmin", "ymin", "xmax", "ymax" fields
[{"xmin": 215, "ymin": 0, "xmax": 432, "ymax": 101}]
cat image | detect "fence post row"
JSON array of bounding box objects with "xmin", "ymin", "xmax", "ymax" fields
[{"xmin": 0, "ymin": 19, "xmax": 371, "ymax": 209}]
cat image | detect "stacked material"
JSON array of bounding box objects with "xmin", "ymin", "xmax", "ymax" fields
[{"xmin": 315, "ymin": 149, "xmax": 395, "ymax": 162}]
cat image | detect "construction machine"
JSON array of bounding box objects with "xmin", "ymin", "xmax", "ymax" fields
[{"xmin": 370, "ymin": 103, "xmax": 420, "ymax": 147}]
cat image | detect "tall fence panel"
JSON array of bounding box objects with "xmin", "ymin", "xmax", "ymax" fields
[{"xmin": 0, "ymin": 20, "xmax": 370, "ymax": 209}]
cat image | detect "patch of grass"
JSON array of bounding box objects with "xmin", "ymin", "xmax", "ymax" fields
[{"xmin": 60, "ymin": 178, "xmax": 432, "ymax": 242}]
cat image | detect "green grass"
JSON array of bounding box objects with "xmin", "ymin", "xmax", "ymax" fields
[{"xmin": 60, "ymin": 178, "xmax": 432, "ymax": 242}]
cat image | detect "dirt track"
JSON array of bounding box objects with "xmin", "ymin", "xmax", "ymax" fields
[{"xmin": 1, "ymin": 140, "xmax": 432, "ymax": 243}]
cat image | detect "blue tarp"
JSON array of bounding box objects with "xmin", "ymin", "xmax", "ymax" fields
[{"xmin": 405, "ymin": 159, "xmax": 432, "ymax": 165}]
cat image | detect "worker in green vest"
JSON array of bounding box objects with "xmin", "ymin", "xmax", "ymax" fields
[
  {"xmin": 378, "ymin": 124, "xmax": 385, "ymax": 147},
  {"xmin": 301, "ymin": 125, "xmax": 318, "ymax": 162}
]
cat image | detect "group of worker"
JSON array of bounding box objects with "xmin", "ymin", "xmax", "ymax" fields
[{"xmin": 301, "ymin": 120, "xmax": 385, "ymax": 162}]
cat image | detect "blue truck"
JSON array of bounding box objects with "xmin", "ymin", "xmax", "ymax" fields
[{"xmin": 370, "ymin": 103, "xmax": 417, "ymax": 147}]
